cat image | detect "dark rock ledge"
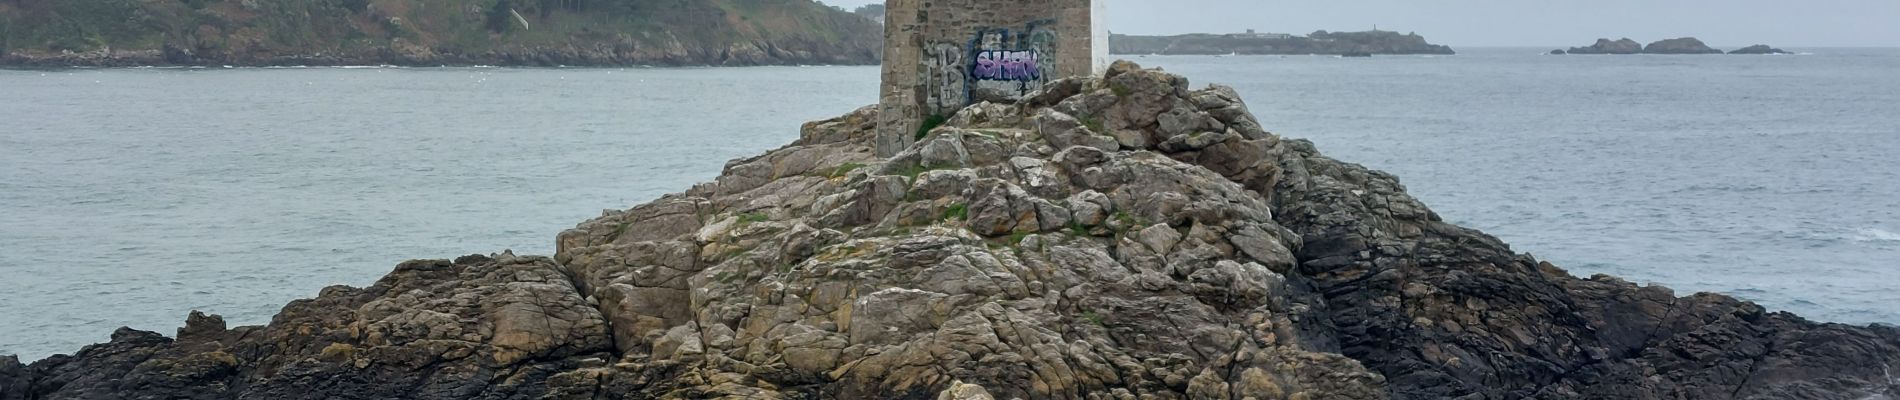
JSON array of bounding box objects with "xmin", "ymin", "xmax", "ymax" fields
[{"xmin": 4, "ymin": 61, "xmax": 1896, "ymax": 400}]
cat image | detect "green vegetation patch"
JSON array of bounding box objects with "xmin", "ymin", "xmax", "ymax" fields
[
  {"xmin": 892, "ymin": 163, "xmax": 949, "ymax": 183},
  {"xmin": 916, "ymin": 114, "xmax": 950, "ymax": 140},
  {"xmin": 609, "ymin": 222, "xmax": 630, "ymax": 239},
  {"xmin": 821, "ymin": 163, "xmax": 867, "ymax": 179},
  {"xmin": 1081, "ymin": 311, "xmax": 1106, "ymax": 326},
  {"xmin": 941, "ymin": 203, "xmax": 969, "ymax": 222},
  {"xmin": 1007, "ymin": 230, "xmax": 1034, "ymax": 246},
  {"xmin": 1068, "ymin": 222, "xmax": 1093, "ymax": 237},
  {"xmin": 1080, "ymin": 116, "xmax": 1107, "ymax": 134}
]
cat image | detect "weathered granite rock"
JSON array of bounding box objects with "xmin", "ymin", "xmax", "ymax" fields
[
  {"xmin": 9, "ymin": 61, "xmax": 1899, "ymax": 400},
  {"xmin": 1730, "ymin": 44, "xmax": 1792, "ymax": 55},
  {"xmin": 1645, "ymin": 37, "xmax": 1724, "ymax": 54},
  {"xmin": 5, "ymin": 253, "xmax": 615, "ymax": 399},
  {"xmin": 1567, "ymin": 38, "xmax": 1645, "ymax": 54}
]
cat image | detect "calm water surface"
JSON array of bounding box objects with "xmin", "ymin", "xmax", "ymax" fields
[{"xmin": 3, "ymin": 48, "xmax": 1896, "ymax": 360}]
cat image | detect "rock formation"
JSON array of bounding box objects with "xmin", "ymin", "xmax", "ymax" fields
[
  {"xmin": 1644, "ymin": 37, "xmax": 1725, "ymax": 54},
  {"xmin": 6, "ymin": 62, "xmax": 1899, "ymax": 400},
  {"xmin": 1730, "ymin": 45, "xmax": 1792, "ymax": 55},
  {"xmin": 1565, "ymin": 38, "xmax": 1645, "ymax": 55}
]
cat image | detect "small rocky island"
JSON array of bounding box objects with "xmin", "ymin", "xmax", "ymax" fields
[
  {"xmin": 1553, "ymin": 37, "xmax": 1787, "ymax": 55},
  {"xmin": 1643, "ymin": 37, "xmax": 1724, "ymax": 54},
  {"xmin": 1730, "ymin": 44, "xmax": 1792, "ymax": 55},
  {"xmin": 1559, "ymin": 38, "xmax": 1646, "ymax": 54},
  {"xmin": 5, "ymin": 61, "xmax": 1898, "ymax": 400},
  {"xmin": 1111, "ymin": 30, "xmax": 1455, "ymax": 56}
]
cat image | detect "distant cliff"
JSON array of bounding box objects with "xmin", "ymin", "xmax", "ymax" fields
[
  {"xmin": 1111, "ymin": 30, "xmax": 1455, "ymax": 56},
  {"xmin": 0, "ymin": 0, "xmax": 882, "ymax": 67}
]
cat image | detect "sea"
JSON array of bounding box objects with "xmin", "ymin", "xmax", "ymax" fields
[{"xmin": 3, "ymin": 48, "xmax": 1897, "ymax": 361}]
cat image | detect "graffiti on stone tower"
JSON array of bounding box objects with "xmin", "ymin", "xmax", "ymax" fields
[
  {"xmin": 926, "ymin": 43, "xmax": 968, "ymax": 114},
  {"xmin": 922, "ymin": 20, "xmax": 1060, "ymax": 113},
  {"xmin": 972, "ymin": 51, "xmax": 1040, "ymax": 81},
  {"xmin": 878, "ymin": 0, "xmax": 1103, "ymax": 157},
  {"xmin": 967, "ymin": 21, "xmax": 1058, "ymax": 104}
]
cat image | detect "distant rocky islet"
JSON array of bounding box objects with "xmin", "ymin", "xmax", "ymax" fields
[
  {"xmin": 1552, "ymin": 37, "xmax": 1791, "ymax": 55},
  {"xmin": 1728, "ymin": 44, "xmax": 1792, "ymax": 55},
  {"xmin": 1110, "ymin": 30, "xmax": 1456, "ymax": 56}
]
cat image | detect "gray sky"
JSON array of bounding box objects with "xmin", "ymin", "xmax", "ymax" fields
[{"xmin": 821, "ymin": 0, "xmax": 1900, "ymax": 47}]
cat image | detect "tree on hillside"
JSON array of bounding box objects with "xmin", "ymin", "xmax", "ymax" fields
[{"xmin": 852, "ymin": 4, "xmax": 883, "ymax": 20}]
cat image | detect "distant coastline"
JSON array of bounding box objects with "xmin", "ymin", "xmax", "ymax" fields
[
  {"xmin": 0, "ymin": 0, "xmax": 882, "ymax": 68},
  {"xmin": 0, "ymin": 45, "xmax": 882, "ymax": 69},
  {"xmin": 1111, "ymin": 30, "xmax": 1455, "ymax": 56}
]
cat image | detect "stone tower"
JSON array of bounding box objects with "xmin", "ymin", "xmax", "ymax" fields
[{"xmin": 875, "ymin": 0, "xmax": 1108, "ymax": 157}]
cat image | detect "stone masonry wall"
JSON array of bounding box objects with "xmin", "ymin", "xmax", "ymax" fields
[{"xmin": 875, "ymin": 0, "xmax": 1105, "ymax": 156}]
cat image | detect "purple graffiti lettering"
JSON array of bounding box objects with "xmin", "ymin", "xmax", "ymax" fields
[
  {"xmin": 970, "ymin": 50, "xmax": 1041, "ymax": 82},
  {"xmin": 974, "ymin": 53, "xmax": 1001, "ymax": 80}
]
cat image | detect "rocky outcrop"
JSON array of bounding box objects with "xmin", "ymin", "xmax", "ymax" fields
[
  {"xmin": 1644, "ymin": 37, "xmax": 1724, "ymax": 54},
  {"xmin": 4, "ymin": 253, "xmax": 615, "ymax": 399},
  {"xmin": 1565, "ymin": 38, "xmax": 1645, "ymax": 54},
  {"xmin": 8, "ymin": 61, "xmax": 1899, "ymax": 399},
  {"xmin": 1730, "ymin": 45, "xmax": 1792, "ymax": 55}
]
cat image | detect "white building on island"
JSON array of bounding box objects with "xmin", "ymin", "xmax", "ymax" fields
[{"xmin": 1234, "ymin": 29, "xmax": 1293, "ymax": 40}]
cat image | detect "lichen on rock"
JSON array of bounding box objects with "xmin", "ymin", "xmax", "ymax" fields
[{"xmin": 7, "ymin": 61, "xmax": 1899, "ymax": 400}]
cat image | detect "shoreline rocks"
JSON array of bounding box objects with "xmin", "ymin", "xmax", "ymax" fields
[{"xmin": 5, "ymin": 61, "xmax": 1896, "ymax": 399}]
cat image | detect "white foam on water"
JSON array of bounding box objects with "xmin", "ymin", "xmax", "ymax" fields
[{"xmin": 1852, "ymin": 227, "xmax": 1900, "ymax": 242}]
